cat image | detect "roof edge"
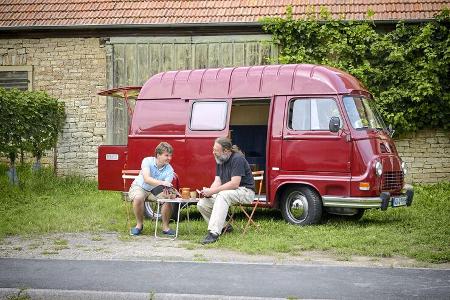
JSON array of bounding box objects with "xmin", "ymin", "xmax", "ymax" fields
[
  {"xmin": 0, "ymin": 18, "xmax": 434, "ymax": 32},
  {"xmin": 0, "ymin": 22, "xmax": 261, "ymax": 31}
]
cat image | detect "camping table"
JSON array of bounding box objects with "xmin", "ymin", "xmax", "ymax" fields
[{"xmin": 154, "ymin": 197, "xmax": 200, "ymax": 239}]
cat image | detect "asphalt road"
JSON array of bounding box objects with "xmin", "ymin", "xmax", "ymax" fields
[{"xmin": 1, "ymin": 258, "xmax": 449, "ymax": 299}]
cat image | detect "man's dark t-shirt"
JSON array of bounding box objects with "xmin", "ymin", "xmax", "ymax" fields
[{"xmin": 216, "ymin": 152, "xmax": 255, "ymax": 191}]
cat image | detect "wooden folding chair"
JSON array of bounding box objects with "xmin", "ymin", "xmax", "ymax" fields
[{"xmin": 226, "ymin": 170, "xmax": 264, "ymax": 234}]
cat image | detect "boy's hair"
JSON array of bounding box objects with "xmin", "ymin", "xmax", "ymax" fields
[{"xmin": 155, "ymin": 142, "xmax": 173, "ymax": 156}]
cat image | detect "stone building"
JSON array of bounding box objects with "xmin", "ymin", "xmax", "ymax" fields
[{"xmin": 0, "ymin": 1, "xmax": 448, "ymax": 183}]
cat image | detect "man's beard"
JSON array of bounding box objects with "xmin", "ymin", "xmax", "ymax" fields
[{"xmin": 214, "ymin": 152, "xmax": 231, "ymax": 164}]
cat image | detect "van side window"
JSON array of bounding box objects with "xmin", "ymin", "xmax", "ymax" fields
[
  {"xmin": 190, "ymin": 101, "xmax": 228, "ymax": 130},
  {"xmin": 288, "ymin": 98, "xmax": 340, "ymax": 131}
]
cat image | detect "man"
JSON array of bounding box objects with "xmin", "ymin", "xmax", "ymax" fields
[
  {"xmin": 197, "ymin": 137, "xmax": 255, "ymax": 244},
  {"xmin": 128, "ymin": 142, "xmax": 176, "ymax": 236}
]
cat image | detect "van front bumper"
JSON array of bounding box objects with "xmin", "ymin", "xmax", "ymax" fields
[{"xmin": 322, "ymin": 184, "xmax": 414, "ymax": 210}]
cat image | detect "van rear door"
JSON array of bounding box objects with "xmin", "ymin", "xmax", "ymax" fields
[{"xmin": 98, "ymin": 145, "xmax": 127, "ymax": 191}]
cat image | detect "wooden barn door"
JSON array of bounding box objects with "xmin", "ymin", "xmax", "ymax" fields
[{"xmin": 105, "ymin": 35, "xmax": 278, "ymax": 145}]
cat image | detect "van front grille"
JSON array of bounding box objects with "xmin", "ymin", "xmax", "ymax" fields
[{"xmin": 382, "ymin": 171, "xmax": 404, "ymax": 191}]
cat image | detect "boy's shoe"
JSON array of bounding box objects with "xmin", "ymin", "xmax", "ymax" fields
[
  {"xmin": 130, "ymin": 225, "xmax": 143, "ymax": 236},
  {"xmin": 162, "ymin": 228, "xmax": 176, "ymax": 236},
  {"xmin": 201, "ymin": 231, "xmax": 219, "ymax": 244},
  {"xmin": 221, "ymin": 224, "xmax": 233, "ymax": 234}
]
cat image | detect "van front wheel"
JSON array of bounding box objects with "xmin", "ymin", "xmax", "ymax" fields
[{"xmin": 281, "ymin": 186, "xmax": 322, "ymax": 225}]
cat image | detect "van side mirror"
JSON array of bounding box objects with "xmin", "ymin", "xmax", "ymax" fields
[{"xmin": 329, "ymin": 116, "xmax": 340, "ymax": 133}]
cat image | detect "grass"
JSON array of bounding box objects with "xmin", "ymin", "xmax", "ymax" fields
[
  {"xmin": 91, "ymin": 235, "xmax": 104, "ymax": 241},
  {"xmin": 0, "ymin": 164, "xmax": 124, "ymax": 237},
  {"xmin": 1, "ymin": 163, "xmax": 449, "ymax": 263},
  {"xmin": 189, "ymin": 182, "xmax": 450, "ymax": 264},
  {"xmin": 53, "ymin": 239, "xmax": 68, "ymax": 246},
  {"xmin": 4, "ymin": 289, "xmax": 31, "ymax": 300}
]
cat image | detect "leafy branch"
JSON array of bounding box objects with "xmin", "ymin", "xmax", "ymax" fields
[{"xmin": 261, "ymin": 7, "xmax": 450, "ymax": 133}]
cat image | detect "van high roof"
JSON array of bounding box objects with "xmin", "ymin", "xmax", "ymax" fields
[{"xmin": 138, "ymin": 64, "xmax": 368, "ymax": 100}]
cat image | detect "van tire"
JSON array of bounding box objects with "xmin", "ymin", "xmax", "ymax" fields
[
  {"xmin": 281, "ymin": 186, "xmax": 322, "ymax": 225},
  {"xmin": 144, "ymin": 202, "xmax": 179, "ymax": 220}
]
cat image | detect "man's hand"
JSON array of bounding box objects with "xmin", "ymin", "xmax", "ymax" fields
[
  {"xmin": 162, "ymin": 186, "xmax": 176, "ymax": 199},
  {"xmin": 160, "ymin": 181, "xmax": 172, "ymax": 188},
  {"xmin": 201, "ymin": 187, "xmax": 214, "ymax": 197}
]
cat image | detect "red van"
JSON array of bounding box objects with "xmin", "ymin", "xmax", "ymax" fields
[{"xmin": 98, "ymin": 64, "xmax": 413, "ymax": 225}]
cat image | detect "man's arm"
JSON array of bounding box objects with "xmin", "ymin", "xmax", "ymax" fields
[
  {"xmin": 210, "ymin": 176, "xmax": 221, "ymax": 189},
  {"xmin": 142, "ymin": 166, "xmax": 172, "ymax": 187}
]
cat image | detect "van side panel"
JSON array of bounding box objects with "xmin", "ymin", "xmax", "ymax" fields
[
  {"xmin": 130, "ymin": 100, "xmax": 187, "ymax": 135},
  {"xmin": 127, "ymin": 137, "xmax": 186, "ymax": 178},
  {"xmin": 184, "ymin": 136, "xmax": 219, "ymax": 190},
  {"xmin": 127, "ymin": 98, "xmax": 229, "ymax": 191},
  {"xmin": 126, "ymin": 99, "xmax": 188, "ymax": 187}
]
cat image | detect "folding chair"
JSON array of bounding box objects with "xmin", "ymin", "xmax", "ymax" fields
[
  {"xmin": 121, "ymin": 169, "xmax": 140, "ymax": 233},
  {"xmin": 226, "ymin": 170, "xmax": 264, "ymax": 234}
]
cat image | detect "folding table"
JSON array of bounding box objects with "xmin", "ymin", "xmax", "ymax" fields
[{"xmin": 154, "ymin": 197, "xmax": 200, "ymax": 239}]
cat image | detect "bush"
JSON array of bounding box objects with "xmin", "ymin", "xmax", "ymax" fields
[{"xmin": 0, "ymin": 88, "xmax": 65, "ymax": 172}]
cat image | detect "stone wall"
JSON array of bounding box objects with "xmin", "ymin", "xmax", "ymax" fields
[
  {"xmin": 395, "ymin": 130, "xmax": 450, "ymax": 184},
  {"xmin": 0, "ymin": 38, "xmax": 106, "ymax": 178}
]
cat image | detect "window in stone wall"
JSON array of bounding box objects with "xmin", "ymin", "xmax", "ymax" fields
[{"xmin": 0, "ymin": 66, "xmax": 32, "ymax": 91}]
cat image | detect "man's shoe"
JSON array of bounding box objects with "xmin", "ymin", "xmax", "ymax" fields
[
  {"xmin": 221, "ymin": 224, "xmax": 233, "ymax": 234},
  {"xmin": 201, "ymin": 231, "xmax": 219, "ymax": 244},
  {"xmin": 130, "ymin": 225, "xmax": 143, "ymax": 236},
  {"xmin": 162, "ymin": 228, "xmax": 176, "ymax": 236}
]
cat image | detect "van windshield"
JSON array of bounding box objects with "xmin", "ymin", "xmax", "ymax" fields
[{"xmin": 343, "ymin": 96, "xmax": 386, "ymax": 130}]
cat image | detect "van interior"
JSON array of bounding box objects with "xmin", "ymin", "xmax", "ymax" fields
[{"xmin": 230, "ymin": 98, "xmax": 270, "ymax": 196}]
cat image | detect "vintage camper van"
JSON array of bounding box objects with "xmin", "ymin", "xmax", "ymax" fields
[{"xmin": 98, "ymin": 64, "xmax": 413, "ymax": 225}]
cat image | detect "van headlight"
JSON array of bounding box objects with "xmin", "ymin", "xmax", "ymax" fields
[
  {"xmin": 375, "ymin": 161, "xmax": 383, "ymax": 177},
  {"xmin": 401, "ymin": 161, "xmax": 407, "ymax": 176}
]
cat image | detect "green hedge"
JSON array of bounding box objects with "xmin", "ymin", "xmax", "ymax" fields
[
  {"xmin": 261, "ymin": 7, "xmax": 450, "ymax": 134},
  {"xmin": 0, "ymin": 88, "xmax": 65, "ymax": 166}
]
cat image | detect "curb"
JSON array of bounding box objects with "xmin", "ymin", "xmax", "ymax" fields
[{"xmin": 0, "ymin": 288, "xmax": 286, "ymax": 300}]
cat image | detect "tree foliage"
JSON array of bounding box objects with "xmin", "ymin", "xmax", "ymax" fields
[
  {"xmin": 261, "ymin": 7, "xmax": 450, "ymax": 133},
  {"xmin": 0, "ymin": 88, "xmax": 65, "ymax": 166}
]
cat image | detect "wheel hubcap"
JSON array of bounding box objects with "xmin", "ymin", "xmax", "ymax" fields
[
  {"xmin": 287, "ymin": 192, "xmax": 308, "ymax": 222},
  {"xmin": 144, "ymin": 202, "xmax": 161, "ymax": 219}
]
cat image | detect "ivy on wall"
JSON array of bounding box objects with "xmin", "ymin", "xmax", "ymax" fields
[
  {"xmin": 261, "ymin": 7, "xmax": 450, "ymax": 133},
  {"xmin": 0, "ymin": 88, "xmax": 65, "ymax": 175}
]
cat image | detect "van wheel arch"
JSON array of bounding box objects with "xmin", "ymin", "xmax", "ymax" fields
[
  {"xmin": 274, "ymin": 183, "xmax": 321, "ymax": 209},
  {"xmin": 278, "ymin": 184, "xmax": 323, "ymax": 226}
]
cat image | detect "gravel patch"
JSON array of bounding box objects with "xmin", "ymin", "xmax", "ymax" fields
[{"xmin": 1, "ymin": 232, "xmax": 447, "ymax": 269}]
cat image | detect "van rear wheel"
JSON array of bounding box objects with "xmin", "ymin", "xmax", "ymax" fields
[
  {"xmin": 281, "ymin": 186, "xmax": 322, "ymax": 225},
  {"xmin": 144, "ymin": 202, "xmax": 179, "ymax": 220}
]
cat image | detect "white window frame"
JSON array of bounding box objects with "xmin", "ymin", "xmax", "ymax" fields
[
  {"xmin": 288, "ymin": 97, "xmax": 341, "ymax": 131},
  {"xmin": 190, "ymin": 100, "xmax": 228, "ymax": 131}
]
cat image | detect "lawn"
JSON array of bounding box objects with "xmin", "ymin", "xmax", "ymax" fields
[{"xmin": 1, "ymin": 164, "xmax": 449, "ymax": 263}]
